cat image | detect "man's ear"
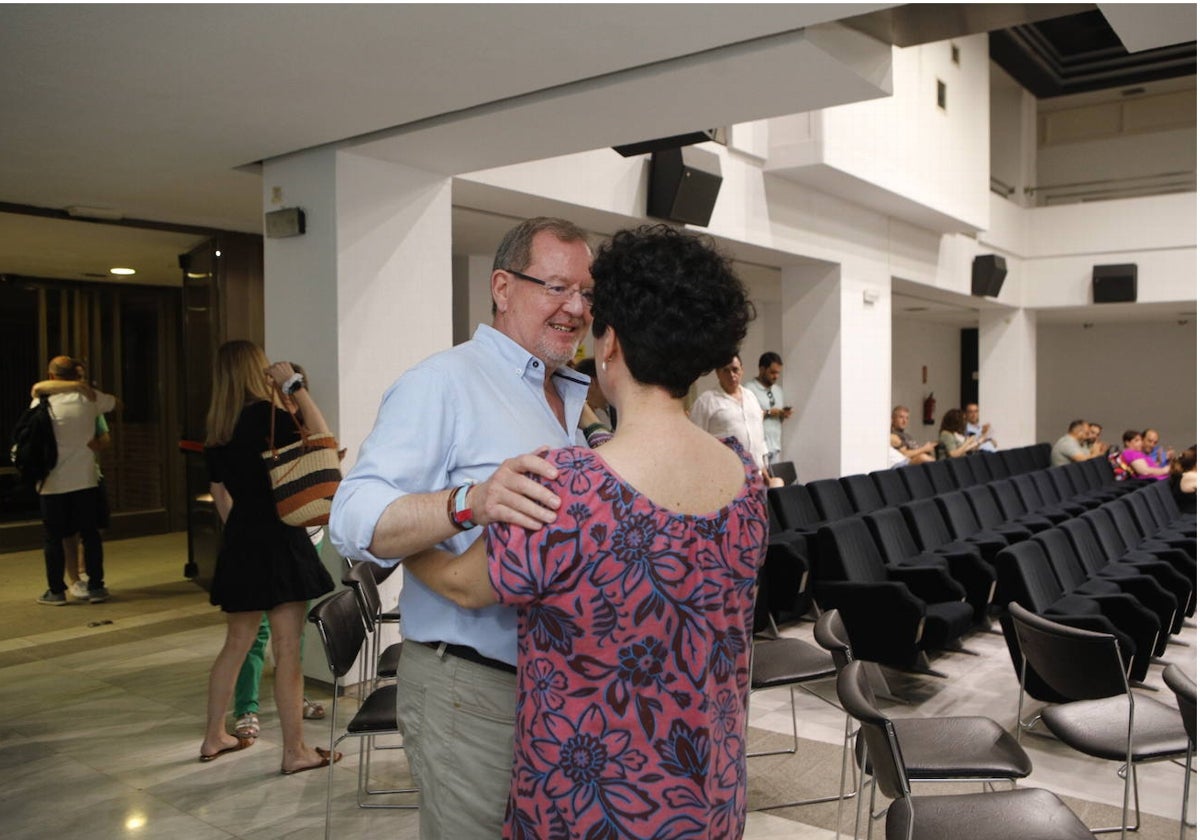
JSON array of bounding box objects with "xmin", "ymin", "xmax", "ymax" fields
[{"xmin": 491, "ymin": 270, "xmax": 511, "ymax": 314}]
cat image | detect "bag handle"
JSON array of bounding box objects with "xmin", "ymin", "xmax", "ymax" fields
[{"xmin": 266, "ymin": 382, "xmax": 310, "ymax": 461}]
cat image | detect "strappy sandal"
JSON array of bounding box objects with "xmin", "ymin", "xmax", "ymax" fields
[
  {"xmin": 234, "ymin": 712, "xmax": 260, "ymax": 740},
  {"xmin": 302, "ymin": 698, "xmax": 326, "ymax": 720}
]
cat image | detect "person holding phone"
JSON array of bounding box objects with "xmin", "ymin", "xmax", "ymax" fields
[{"xmin": 745, "ymin": 351, "xmax": 792, "ymax": 465}]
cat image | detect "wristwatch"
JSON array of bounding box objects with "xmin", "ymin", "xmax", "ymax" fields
[
  {"xmin": 282, "ymin": 372, "xmax": 304, "ymax": 396},
  {"xmin": 449, "ymin": 482, "xmax": 477, "ymax": 530}
]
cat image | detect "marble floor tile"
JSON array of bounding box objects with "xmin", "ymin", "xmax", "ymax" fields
[{"xmin": 0, "ymin": 533, "xmax": 1194, "ymax": 839}]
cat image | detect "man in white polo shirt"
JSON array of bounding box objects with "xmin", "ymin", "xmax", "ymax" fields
[{"xmin": 689, "ymin": 353, "xmax": 769, "ymax": 473}]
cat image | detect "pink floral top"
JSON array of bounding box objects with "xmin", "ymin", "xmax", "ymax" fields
[{"xmin": 487, "ymin": 440, "xmax": 767, "ymax": 840}]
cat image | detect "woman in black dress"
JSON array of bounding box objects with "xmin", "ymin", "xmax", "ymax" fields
[{"xmin": 199, "ymin": 340, "xmax": 337, "ymax": 773}]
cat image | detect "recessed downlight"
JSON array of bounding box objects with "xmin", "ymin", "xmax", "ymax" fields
[{"xmin": 109, "ymin": 267, "xmax": 136, "ymax": 276}]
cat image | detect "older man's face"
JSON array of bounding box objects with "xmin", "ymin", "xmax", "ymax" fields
[
  {"xmin": 892, "ymin": 410, "xmax": 910, "ymax": 431},
  {"xmin": 1143, "ymin": 431, "xmax": 1159, "ymax": 453}
]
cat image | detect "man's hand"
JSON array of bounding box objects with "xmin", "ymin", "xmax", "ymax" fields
[
  {"xmin": 780, "ymin": 406, "xmax": 794, "ymax": 420},
  {"xmin": 468, "ymin": 448, "xmax": 562, "ymax": 530}
]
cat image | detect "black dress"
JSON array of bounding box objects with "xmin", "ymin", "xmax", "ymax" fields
[{"xmin": 204, "ymin": 400, "xmax": 334, "ymax": 612}]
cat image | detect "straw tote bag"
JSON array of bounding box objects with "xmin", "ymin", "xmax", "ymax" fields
[{"xmin": 261, "ymin": 393, "xmax": 342, "ymax": 527}]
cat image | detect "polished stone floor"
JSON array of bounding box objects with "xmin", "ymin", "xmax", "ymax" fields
[{"xmin": 0, "ymin": 532, "xmax": 1193, "ymax": 838}]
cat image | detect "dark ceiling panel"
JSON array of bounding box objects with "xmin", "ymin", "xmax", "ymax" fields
[{"xmin": 990, "ymin": 9, "xmax": 1196, "ymax": 97}]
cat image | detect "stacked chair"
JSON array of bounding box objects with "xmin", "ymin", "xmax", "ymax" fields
[
  {"xmin": 1163, "ymin": 664, "xmax": 1197, "ymax": 840},
  {"xmin": 815, "ymin": 610, "xmax": 1036, "ymax": 840},
  {"xmin": 1009, "ymin": 605, "xmax": 1191, "ymax": 839},
  {"xmin": 308, "ymin": 571, "xmax": 419, "ymax": 838},
  {"xmin": 835, "ymin": 659, "xmax": 1093, "ymax": 840}
]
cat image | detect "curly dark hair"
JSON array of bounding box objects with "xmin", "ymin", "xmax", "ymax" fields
[{"xmin": 589, "ymin": 225, "xmax": 754, "ymax": 398}]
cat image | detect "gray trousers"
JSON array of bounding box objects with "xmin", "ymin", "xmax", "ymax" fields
[{"xmin": 396, "ymin": 640, "xmax": 516, "ymax": 840}]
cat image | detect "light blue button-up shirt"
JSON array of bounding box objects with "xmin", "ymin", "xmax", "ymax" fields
[{"xmin": 330, "ymin": 324, "xmax": 590, "ymax": 665}]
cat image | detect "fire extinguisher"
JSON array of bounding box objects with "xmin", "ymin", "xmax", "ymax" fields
[{"xmin": 923, "ymin": 393, "xmax": 936, "ymax": 425}]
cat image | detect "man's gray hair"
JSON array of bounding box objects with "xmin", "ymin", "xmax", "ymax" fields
[{"xmin": 492, "ymin": 217, "xmax": 590, "ymax": 273}]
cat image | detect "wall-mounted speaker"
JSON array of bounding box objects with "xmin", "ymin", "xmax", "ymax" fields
[
  {"xmin": 613, "ymin": 130, "xmax": 720, "ymax": 158},
  {"xmin": 971, "ymin": 254, "xmax": 1007, "ymax": 297},
  {"xmin": 1093, "ymin": 264, "xmax": 1137, "ymax": 303},
  {"xmin": 265, "ymin": 207, "xmax": 306, "ymax": 239},
  {"xmin": 647, "ymin": 146, "xmax": 722, "ymax": 227}
]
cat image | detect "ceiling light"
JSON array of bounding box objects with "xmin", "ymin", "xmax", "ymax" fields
[
  {"xmin": 109, "ymin": 267, "xmax": 136, "ymax": 276},
  {"xmin": 66, "ymin": 205, "xmax": 122, "ymax": 220}
]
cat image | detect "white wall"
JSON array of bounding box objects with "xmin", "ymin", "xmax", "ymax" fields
[
  {"xmin": 1036, "ymin": 320, "xmax": 1197, "ymax": 447},
  {"xmin": 891, "ymin": 318, "xmax": 961, "ymax": 436},
  {"xmin": 769, "ymin": 34, "xmax": 992, "ymax": 232}
]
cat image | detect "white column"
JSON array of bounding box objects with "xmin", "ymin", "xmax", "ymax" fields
[
  {"xmin": 979, "ymin": 307, "xmax": 1037, "ymax": 447},
  {"xmin": 262, "ymin": 147, "xmax": 453, "ymax": 680},
  {"xmin": 780, "ymin": 264, "xmax": 842, "ymax": 481},
  {"xmin": 780, "ymin": 262, "xmax": 891, "ymax": 481}
]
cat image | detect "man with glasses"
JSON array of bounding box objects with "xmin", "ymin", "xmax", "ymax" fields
[
  {"xmin": 745, "ymin": 351, "xmax": 792, "ymax": 465},
  {"xmin": 331, "ymin": 217, "xmax": 593, "ymax": 840}
]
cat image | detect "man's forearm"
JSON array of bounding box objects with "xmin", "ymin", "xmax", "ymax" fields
[
  {"xmin": 368, "ymin": 488, "xmax": 462, "ymax": 559},
  {"xmin": 404, "ymin": 539, "xmax": 495, "ymax": 609}
]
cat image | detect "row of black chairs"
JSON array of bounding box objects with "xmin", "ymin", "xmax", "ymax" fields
[
  {"xmin": 765, "ymin": 445, "xmax": 1195, "ymax": 679},
  {"xmin": 995, "ymin": 485, "xmax": 1196, "ymax": 688}
]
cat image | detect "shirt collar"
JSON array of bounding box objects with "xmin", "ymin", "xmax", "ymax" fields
[{"xmin": 472, "ymin": 323, "xmax": 590, "ymax": 386}]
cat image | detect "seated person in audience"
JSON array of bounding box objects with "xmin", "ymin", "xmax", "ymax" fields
[
  {"xmin": 1084, "ymin": 421, "xmax": 1112, "ymax": 456},
  {"xmin": 891, "ymin": 405, "xmax": 935, "ymax": 463},
  {"xmin": 1169, "ymin": 446, "xmax": 1196, "ymax": 515},
  {"xmin": 1120, "ymin": 430, "xmax": 1170, "ymax": 480},
  {"xmin": 963, "ymin": 402, "xmax": 997, "ymax": 452},
  {"xmin": 888, "ymin": 434, "xmax": 928, "ymax": 467},
  {"xmin": 1050, "ymin": 419, "xmax": 1100, "ymax": 466},
  {"xmin": 1142, "ymin": 428, "xmax": 1174, "ymax": 468},
  {"xmin": 937, "ymin": 408, "xmax": 982, "ymax": 458}
]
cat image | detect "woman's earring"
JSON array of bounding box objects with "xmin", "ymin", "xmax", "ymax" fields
[{"xmin": 601, "ymin": 361, "xmax": 607, "ymax": 372}]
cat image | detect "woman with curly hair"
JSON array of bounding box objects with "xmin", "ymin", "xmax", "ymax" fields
[{"xmin": 406, "ymin": 225, "xmax": 766, "ymax": 839}]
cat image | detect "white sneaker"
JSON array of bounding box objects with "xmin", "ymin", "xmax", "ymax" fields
[{"xmin": 69, "ymin": 580, "xmax": 90, "ymax": 600}]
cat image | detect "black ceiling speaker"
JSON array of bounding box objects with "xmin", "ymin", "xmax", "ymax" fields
[
  {"xmin": 647, "ymin": 146, "xmax": 722, "ymax": 227},
  {"xmin": 971, "ymin": 254, "xmax": 1007, "ymax": 297},
  {"xmin": 613, "ymin": 130, "xmax": 720, "ymax": 158},
  {"xmin": 1093, "ymin": 264, "xmax": 1138, "ymax": 303}
]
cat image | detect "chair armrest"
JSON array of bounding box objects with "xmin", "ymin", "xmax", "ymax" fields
[{"xmin": 887, "ymin": 564, "xmax": 967, "ymax": 604}]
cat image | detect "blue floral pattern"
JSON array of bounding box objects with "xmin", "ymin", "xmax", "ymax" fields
[{"xmin": 489, "ymin": 440, "xmax": 767, "ymax": 839}]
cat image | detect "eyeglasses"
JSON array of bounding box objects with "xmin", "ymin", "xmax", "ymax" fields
[{"xmin": 505, "ymin": 268, "xmax": 595, "ymax": 308}]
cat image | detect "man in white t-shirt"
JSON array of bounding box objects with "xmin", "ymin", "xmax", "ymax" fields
[
  {"xmin": 31, "ymin": 356, "xmax": 118, "ymax": 605},
  {"xmin": 689, "ymin": 353, "xmax": 769, "ymax": 473}
]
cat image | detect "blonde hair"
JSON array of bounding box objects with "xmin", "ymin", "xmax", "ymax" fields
[{"xmin": 205, "ymin": 340, "xmax": 273, "ymax": 446}]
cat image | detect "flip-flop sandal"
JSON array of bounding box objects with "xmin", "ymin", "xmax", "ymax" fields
[
  {"xmin": 302, "ymin": 698, "xmax": 326, "ymax": 720},
  {"xmin": 280, "ymin": 746, "xmax": 342, "ymax": 775},
  {"xmin": 199, "ymin": 738, "xmax": 253, "ymax": 762},
  {"xmin": 234, "ymin": 712, "xmax": 260, "ymax": 740}
]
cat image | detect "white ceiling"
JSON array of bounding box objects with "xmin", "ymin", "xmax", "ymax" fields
[
  {"xmin": 0, "ymin": 1, "xmax": 1193, "ymax": 333},
  {"xmin": 0, "ymin": 3, "xmax": 891, "ymax": 285}
]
